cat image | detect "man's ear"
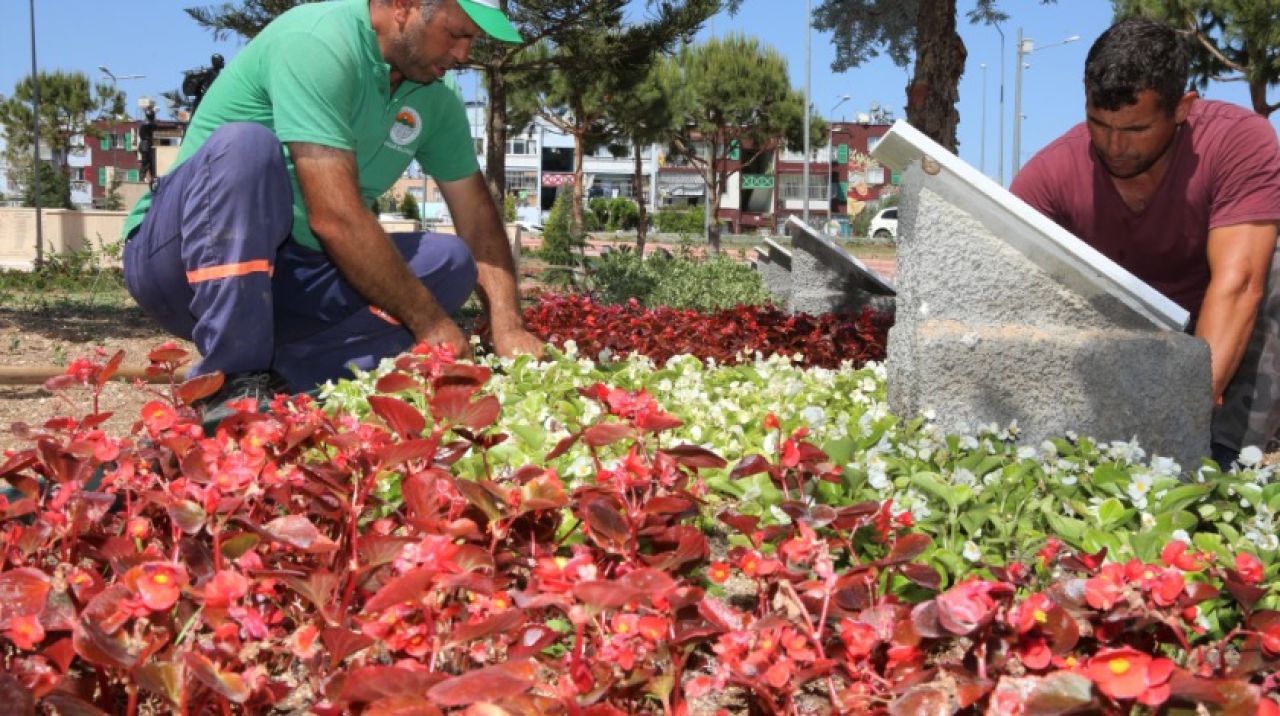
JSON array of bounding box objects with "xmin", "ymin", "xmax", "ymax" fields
[{"xmin": 1174, "ymin": 89, "xmax": 1198, "ymax": 124}]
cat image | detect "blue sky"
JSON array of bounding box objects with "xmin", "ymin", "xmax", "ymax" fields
[{"xmin": 2, "ymin": 0, "xmax": 1273, "ymax": 185}]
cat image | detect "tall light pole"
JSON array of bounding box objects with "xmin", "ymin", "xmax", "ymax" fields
[
  {"xmin": 28, "ymin": 0, "xmax": 42, "ymax": 265},
  {"xmin": 980, "ymin": 63, "xmax": 988, "ymax": 175},
  {"xmin": 802, "ymin": 0, "xmax": 812, "ymax": 226},
  {"xmin": 828, "ymin": 95, "xmax": 851, "ymax": 223},
  {"xmin": 97, "ymin": 65, "xmax": 144, "ymax": 207},
  {"xmin": 994, "ymin": 22, "xmax": 1005, "ymax": 186},
  {"xmin": 1012, "ymin": 30, "xmax": 1079, "ymax": 178}
]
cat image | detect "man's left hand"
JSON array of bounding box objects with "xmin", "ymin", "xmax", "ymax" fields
[{"xmin": 492, "ymin": 325, "xmax": 545, "ymax": 359}]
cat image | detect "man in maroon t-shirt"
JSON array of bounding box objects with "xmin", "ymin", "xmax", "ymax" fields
[{"xmin": 1012, "ymin": 18, "xmax": 1280, "ymax": 466}]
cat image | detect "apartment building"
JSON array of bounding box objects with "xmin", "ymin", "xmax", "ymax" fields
[{"xmin": 430, "ymin": 102, "xmax": 895, "ymax": 234}]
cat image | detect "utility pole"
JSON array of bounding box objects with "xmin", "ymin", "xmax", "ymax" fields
[
  {"xmin": 980, "ymin": 63, "xmax": 987, "ymax": 175},
  {"xmin": 29, "ymin": 0, "xmax": 42, "ymax": 265},
  {"xmin": 98, "ymin": 66, "xmax": 144, "ymax": 208},
  {"xmin": 1012, "ymin": 30, "xmax": 1079, "ymax": 178},
  {"xmin": 802, "ymin": 0, "xmax": 811, "ymax": 226}
]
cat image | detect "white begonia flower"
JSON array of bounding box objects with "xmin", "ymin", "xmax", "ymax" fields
[
  {"xmin": 1171, "ymin": 529, "xmax": 1191, "ymax": 544},
  {"xmin": 1140, "ymin": 512, "xmax": 1156, "ymax": 529},
  {"xmin": 959, "ymin": 436, "xmax": 980, "ymax": 451},
  {"xmin": 962, "ymin": 541, "xmax": 981, "ymax": 562},
  {"xmin": 769, "ymin": 505, "xmax": 792, "ymax": 524},
  {"xmin": 562, "ymin": 340, "xmax": 578, "ymax": 357},
  {"xmin": 1239, "ymin": 445, "xmax": 1264, "ymax": 468},
  {"xmin": 951, "ymin": 468, "xmax": 976, "ymax": 487},
  {"xmin": 1016, "ymin": 446, "xmax": 1038, "ymax": 461},
  {"xmin": 1150, "ymin": 456, "xmax": 1180, "ymax": 478},
  {"xmin": 801, "ymin": 405, "xmax": 827, "ymax": 428},
  {"xmin": 689, "ymin": 424, "xmax": 703, "ymax": 442},
  {"xmin": 867, "ymin": 460, "xmax": 890, "ymax": 491},
  {"xmin": 568, "ymin": 455, "xmax": 594, "ymax": 479},
  {"xmin": 922, "ymin": 408, "xmax": 937, "ymax": 421},
  {"xmin": 1128, "ymin": 472, "xmax": 1154, "ymax": 509},
  {"xmin": 1039, "ymin": 440, "xmax": 1058, "ymax": 459},
  {"xmin": 1259, "ymin": 533, "xmax": 1280, "ymax": 552}
]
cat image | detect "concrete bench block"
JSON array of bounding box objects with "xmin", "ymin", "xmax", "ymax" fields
[
  {"xmin": 785, "ymin": 217, "xmax": 896, "ymax": 316},
  {"xmin": 872, "ymin": 121, "xmax": 1210, "ymax": 469},
  {"xmin": 888, "ymin": 320, "xmax": 1211, "ymax": 467}
]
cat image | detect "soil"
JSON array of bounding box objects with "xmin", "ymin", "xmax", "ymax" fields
[{"xmin": 0, "ymin": 305, "xmax": 195, "ymax": 453}]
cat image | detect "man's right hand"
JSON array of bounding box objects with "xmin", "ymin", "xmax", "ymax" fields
[{"xmin": 415, "ymin": 317, "xmax": 471, "ymax": 358}]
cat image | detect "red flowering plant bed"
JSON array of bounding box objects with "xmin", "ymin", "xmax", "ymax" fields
[
  {"xmin": 507, "ymin": 293, "xmax": 892, "ymax": 369},
  {"xmin": 1, "ymin": 347, "xmax": 1280, "ymax": 714}
]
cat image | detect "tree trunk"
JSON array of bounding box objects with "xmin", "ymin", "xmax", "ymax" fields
[
  {"xmin": 484, "ymin": 67, "xmax": 508, "ymax": 206},
  {"xmin": 1250, "ymin": 74, "xmax": 1276, "ymax": 117},
  {"xmin": 571, "ymin": 132, "xmax": 586, "ymax": 242},
  {"xmin": 708, "ymin": 166, "xmax": 723, "ymax": 255},
  {"xmin": 905, "ymin": 0, "xmax": 965, "ymax": 152},
  {"xmin": 633, "ymin": 141, "xmax": 647, "ymax": 255}
]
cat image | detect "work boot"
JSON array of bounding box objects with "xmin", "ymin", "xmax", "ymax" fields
[{"xmin": 197, "ymin": 371, "xmax": 293, "ymax": 429}]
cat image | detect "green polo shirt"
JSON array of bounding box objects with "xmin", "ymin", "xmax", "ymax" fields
[{"xmin": 123, "ymin": 0, "xmax": 478, "ymax": 250}]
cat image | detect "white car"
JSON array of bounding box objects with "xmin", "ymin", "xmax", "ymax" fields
[{"xmin": 868, "ymin": 207, "xmax": 898, "ymax": 241}]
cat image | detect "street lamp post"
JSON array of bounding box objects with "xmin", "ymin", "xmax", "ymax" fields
[
  {"xmin": 802, "ymin": 0, "xmax": 811, "ymax": 226},
  {"xmin": 994, "ymin": 22, "xmax": 1005, "ymax": 186},
  {"xmin": 97, "ymin": 65, "xmax": 144, "ymax": 207},
  {"xmin": 1012, "ymin": 30, "xmax": 1079, "ymax": 178},
  {"xmin": 980, "ymin": 63, "xmax": 988, "ymax": 175},
  {"xmin": 28, "ymin": 0, "xmax": 42, "ymax": 265}
]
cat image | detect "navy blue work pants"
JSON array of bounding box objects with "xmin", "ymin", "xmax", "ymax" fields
[{"xmin": 123, "ymin": 122, "xmax": 476, "ymax": 391}]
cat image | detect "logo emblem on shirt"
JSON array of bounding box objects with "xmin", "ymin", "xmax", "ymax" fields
[{"xmin": 390, "ymin": 107, "xmax": 422, "ymax": 146}]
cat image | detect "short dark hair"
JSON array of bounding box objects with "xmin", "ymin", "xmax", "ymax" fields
[{"xmin": 1084, "ymin": 17, "xmax": 1189, "ymax": 113}]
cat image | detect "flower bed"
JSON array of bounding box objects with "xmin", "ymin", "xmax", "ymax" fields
[
  {"xmin": 0, "ymin": 345, "xmax": 1277, "ymax": 714},
  {"xmin": 509, "ymin": 293, "xmax": 891, "ymax": 369}
]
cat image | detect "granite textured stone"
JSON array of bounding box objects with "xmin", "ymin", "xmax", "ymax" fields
[
  {"xmin": 873, "ymin": 122, "xmax": 1211, "ymax": 470},
  {"xmin": 785, "ymin": 217, "xmax": 896, "ymax": 316},
  {"xmin": 753, "ymin": 238, "xmax": 792, "ymax": 307}
]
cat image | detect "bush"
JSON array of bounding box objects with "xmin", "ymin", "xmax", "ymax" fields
[
  {"xmin": 538, "ymin": 193, "xmax": 582, "ymax": 266},
  {"xmin": 399, "ymin": 192, "xmax": 420, "ymax": 222},
  {"xmin": 503, "ymin": 194, "xmax": 517, "ymax": 223},
  {"xmin": 653, "ymin": 207, "xmax": 705, "ymax": 234},
  {"xmin": 587, "ymin": 250, "xmax": 770, "ymax": 312}
]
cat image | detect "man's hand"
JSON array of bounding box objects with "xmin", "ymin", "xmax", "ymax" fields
[
  {"xmin": 491, "ymin": 324, "xmax": 544, "ymax": 358},
  {"xmin": 437, "ymin": 173, "xmax": 543, "ymax": 360},
  {"xmin": 419, "ymin": 316, "xmax": 471, "ymax": 358}
]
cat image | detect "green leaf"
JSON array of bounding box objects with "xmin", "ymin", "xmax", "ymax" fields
[
  {"xmin": 1041, "ymin": 504, "xmax": 1086, "ymax": 543},
  {"xmin": 1095, "ymin": 498, "xmax": 1129, "ymax": 527},
  {"xmin": 822, "ymin": 437, "xmax": 857, "ymax": 467},
  {"xmin": 509, "ymin": 422, "xmax": 546, "ymax": 452},
  {"xmin": 1192, "ymin": 532, "xmax": 1227, "ymax": 559},
  {"xmin": 1159, "ymin": 483, "xmax": 1215, "ymax": 514}
]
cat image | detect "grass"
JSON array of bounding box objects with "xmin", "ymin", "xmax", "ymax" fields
[{"xmin": 0, "ymin": 267, "xmax": 133, "ymax": 313}]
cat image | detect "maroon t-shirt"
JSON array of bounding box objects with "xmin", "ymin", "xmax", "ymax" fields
[{"xmin": 1011, "ymin": 99, "xmax": 1280, "ymax": 323}]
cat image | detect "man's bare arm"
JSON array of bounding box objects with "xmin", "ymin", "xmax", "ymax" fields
[
  {"xmin": 437, "ymin": 172, "xmax": 543, "ymax": 357},
  {"xmin": 290, "ymin": 142, "xmax": 467, "ymax": 353},
  {"xmin": 1197, "ymin": 221, "xmax": 1277, "ymax": 398}
]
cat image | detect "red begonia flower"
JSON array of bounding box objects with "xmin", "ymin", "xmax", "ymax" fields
[{"xmin": 1085, "ymin": 647, "xmax": 1174, "ymax": 705}]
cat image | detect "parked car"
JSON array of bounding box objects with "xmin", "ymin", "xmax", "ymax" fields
[{"xmin": 868, "ymin": 207, "xmax": 898, "ymax": 241}]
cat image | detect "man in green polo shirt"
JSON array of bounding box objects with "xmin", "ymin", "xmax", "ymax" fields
[{"xmin": 122, "ymin": 0, "xmax": 541, "ymax": 420}]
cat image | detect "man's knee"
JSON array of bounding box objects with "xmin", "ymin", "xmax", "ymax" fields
[{"xmin": 203, "ymin": 123, "xmax": 287, "ymax": 180}]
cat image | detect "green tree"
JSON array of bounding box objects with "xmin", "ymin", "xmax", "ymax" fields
[
  {"xmin": 0, "ymin": 71, "xmax": 120, "ymax": 206},
  {"xmin": 603, "ymin": 60, "xmax": 678, "ymax": 254},
  {"xmin": 663, "ymin": 36, "xmax": 819, "ymax": 253},
  {"xmin": 497, "ymin": 0, "xmax": 716, "ymax": 240},
  {"xmin": 183, "ymin": 0, "xmax": 318, "ymax": 39},
  {"xmin": 1113, "ymin": 0, "xmax": 1280, "ymax": 116},
  {"xmin": 400, "ymin": 192, "xmax": 421, "ymax": 221},
  {"xmin": 813, "ymin": 0, "xmax": 1053, "ymax": 151},
  {"xmin": 21, "ymin": 160, "xmax": 72, "ymax": 209}
]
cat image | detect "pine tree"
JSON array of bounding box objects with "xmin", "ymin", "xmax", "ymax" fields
[
  {"xmin": 1114, "ymin": 0, "xmax": 1280, "ymax": 116},
  {"xmin": 813, "ymin": 0, "xmax": 1055, "ymax": 151},
  {"xmin": 400, "ymin": 192, "xmax": 421, "ymax": 222},
  {"xmin": 663, "ymin": 36, "xmax": 820, "ymax": 253}
]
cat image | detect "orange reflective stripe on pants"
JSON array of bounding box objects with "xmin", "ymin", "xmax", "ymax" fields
[{"xmin": 185, "ymin": 260, "xmax": 274, "ymax": 284}]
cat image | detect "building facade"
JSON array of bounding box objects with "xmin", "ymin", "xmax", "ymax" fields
[{"xmin": 430, "ymin": 103, "xmax": 896, "ymax": 235}]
